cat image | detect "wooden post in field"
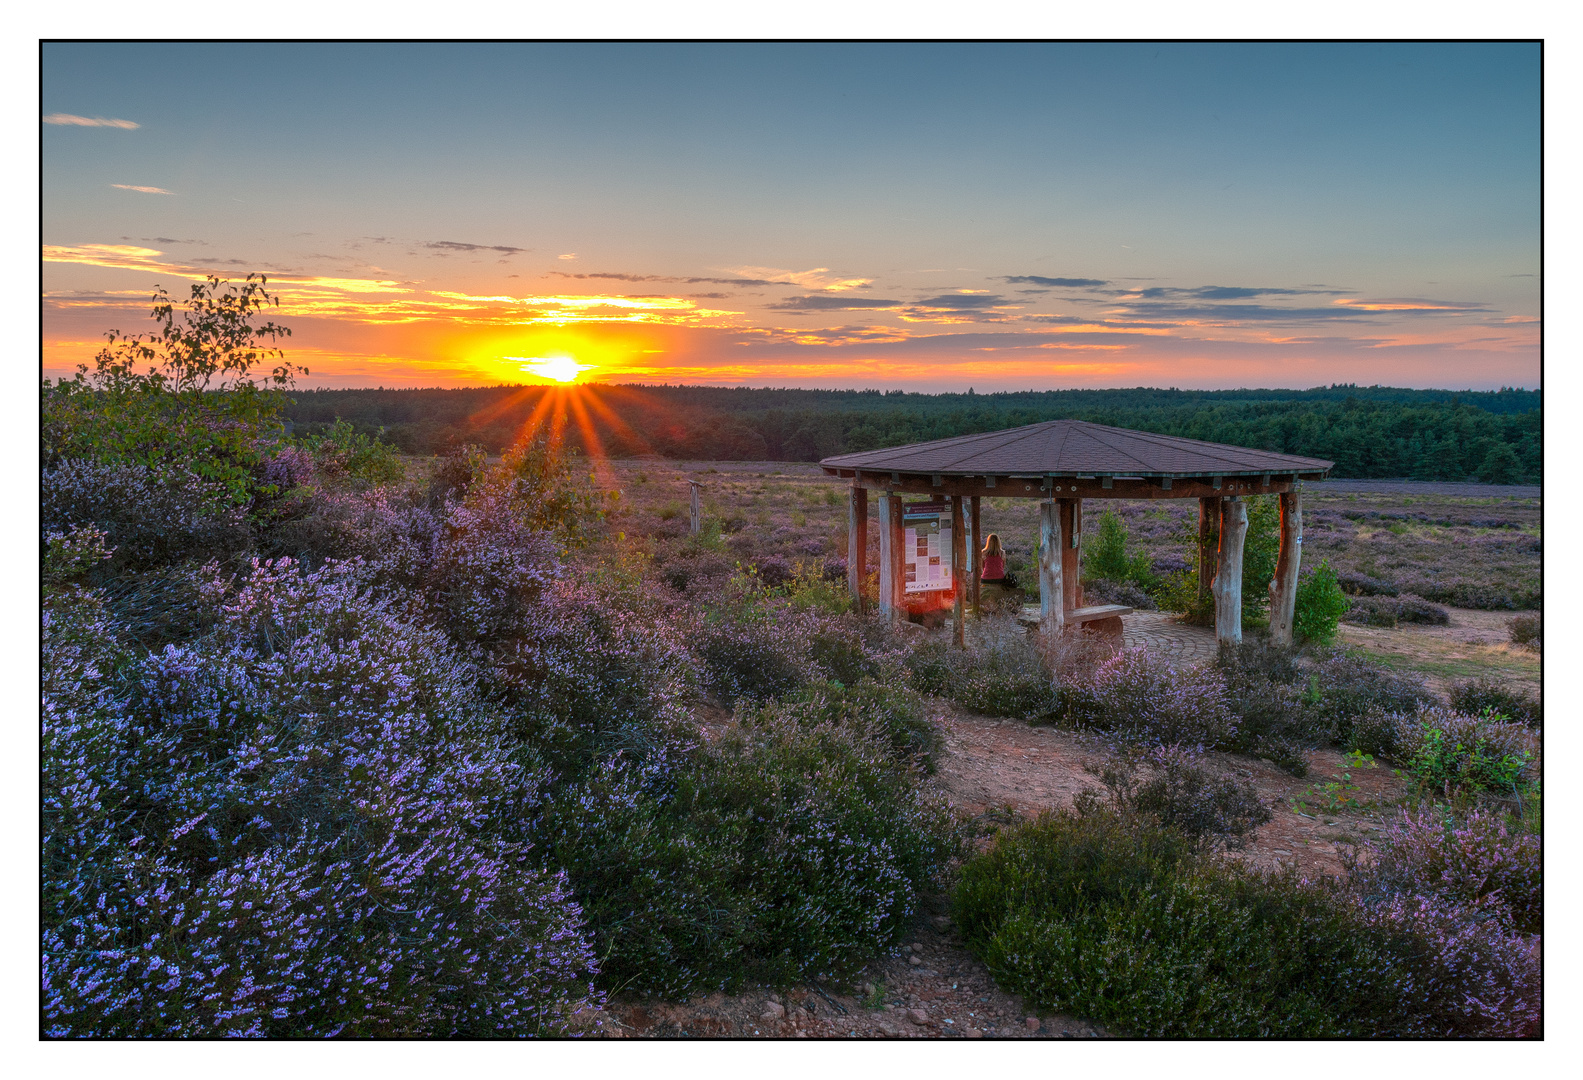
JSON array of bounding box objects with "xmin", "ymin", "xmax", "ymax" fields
[
  {"xmin": 878, "ymin": 492, "xmax": 904, "ymax": 622},
  {"xmin": 1198, "ymin": 496, "xmax": 1218, "ymax": 600},
  {"xmin": 1268, "ymin": 488, "xmax": 1304, "ymax": 645},
  {"xmin": 1059, "ymin": 499, "xmax": 1081, "ymax": 612},
  {"xmin": 847, "ymin": 485, "xmax": 868, "ymax": 610},
  {"xmin": 689, "ymin": 480, "xmax": 701, "ymax": 536},
  {"xmin": 1039, "ymin": 499, "xmax": 1065, "ymax": 635},
  {"xmin": 951, "ymin": 495, "xmax": 966, "ymax": 647},
  {"xmin": 1214, "ymin": 497, "xmax": 1247, "ymax": 646},
  {"xmin": 970, "ymin": 495, "xmax": 982, "ymax": 615}
]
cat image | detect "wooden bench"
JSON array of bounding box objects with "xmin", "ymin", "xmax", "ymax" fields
[{"xmin": 1017, "ymin": 603, "xmax": 1132, "ymax": 641}]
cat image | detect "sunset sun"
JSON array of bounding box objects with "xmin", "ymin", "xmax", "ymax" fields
[{"xmin": 513, "ymin": 354, "xmax": 592, "ymax": 383}]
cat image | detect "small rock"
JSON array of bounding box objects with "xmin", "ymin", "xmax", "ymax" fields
[
  {"xmin": 911, "ymin": 942, "xmax": 925, "ymax": 952},
  {"xmin": 761, "ymin": 1001, "xmax": 785, "ymax": 1019},
  {"xmin": 907, "ymin": 1009, "xmax": 930, "ymax": 1026},
  {"xmin": 908, "ymin": 955, "xmax": 922, "ymax": 966},
  {"xmin": 965, "ymin": 1027, "xmax": 983, "ymax": 1039},
  {"xmin": 1025, "ymin": 1016, "xmax": 1041, "ymax": 1031},
  {"xmin": 930, "ymin": 915, "xmax": 952, "ymax": 932},
  {"xmin": 860, "ymin": 982, "xmax": 875, "ymax": 995}
]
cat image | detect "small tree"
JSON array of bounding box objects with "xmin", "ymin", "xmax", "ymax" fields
[
  {"xmin": 1293, "ymin": 559, "xmax": 1351, "ymax": 645},
  {"xmin": 42, "ymin": 275, "xmax": 305, "ymax": 505},
  {"xmin": 1086, "ymin": 509, "xmax": 1154, "ymax": 587}
]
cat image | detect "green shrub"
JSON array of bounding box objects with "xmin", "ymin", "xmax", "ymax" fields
[
  {"xmin": 952, "ymin": 810, "xmax": 1539, "ymax": 1037},
  {"xmin": 952, "ymin": 812, "xmax": 1407, "ymax": 1036},
  {"xmin": 540, "ymin": 712, "xmax": 959, "ymax": 997},
  {"xmin": 907, "ymin": 617, "xmax": 1057, "ymax": 720},
  {"xmin": 1077, "ymin": 744, "xmax": 1271, "ymax": 847},
  {"xmin": 1293, "ymin": 559, "xmax": 1351, "ymax": 645},
  {"xmin": 1448, "ymin": 677, "xmax": 1540, "ymax": 730},
  {"xmin": 1214, "ymin": 641, "xmax": 1323, "ymax": 774},
  {"xmin": 1307, "ymin": 650, "xmax": 1435, "ymax": 747},
  {"xmin": 1507, "ymin": 613, "xmax": 1540, "ymax": 651},
  {"xmin": 1398, "ymin": 707, "xmax": 1537, "ymax": 796},
  {"xmin": 748, "ymin": 678, "xmax": 943, "ymax": 772},
  {"xmin": 1086, "ymin": 509, "xmax": 1155, "ymax": 588},
  {"xmin": 41, "ymin": 275, "xmax": 300, "ymax": 507},
  {"xmin": 297, "ymin": 417, "xmax": 405, "ymax": 483}
]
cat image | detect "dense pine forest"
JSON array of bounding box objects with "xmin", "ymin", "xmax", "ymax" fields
[{"xmin": 284, "ymin": 384, "xmax": 1540, "ymax": 483}]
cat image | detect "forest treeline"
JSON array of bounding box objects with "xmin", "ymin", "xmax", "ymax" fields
[{"xmin": 284, "ymin": 383, "xmax": 1541, "ymax": 483}]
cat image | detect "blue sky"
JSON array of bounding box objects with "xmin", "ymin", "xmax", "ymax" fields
[{"xmin": 42, "ymin": 41, "xmax": 1540, "ymax": 390}]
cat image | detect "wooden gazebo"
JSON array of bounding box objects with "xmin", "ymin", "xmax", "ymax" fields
[{"xmin": 820, "ymin": 419, "xmax": 1332, "ymax": 647}]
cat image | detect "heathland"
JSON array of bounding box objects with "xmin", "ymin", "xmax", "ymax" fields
[{"xmin": 41, "ymin": 280, "xmax": 1540, "ymax": 1037}]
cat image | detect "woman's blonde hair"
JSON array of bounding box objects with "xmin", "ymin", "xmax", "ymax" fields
[{"xmin": 982, "ymin": 533, "xmax": 1003, "ymax": 557}]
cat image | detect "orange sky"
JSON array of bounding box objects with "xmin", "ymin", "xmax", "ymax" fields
[{"xmin": 43, "ymin": 44, "xmax": 1539, "ymax": 392}]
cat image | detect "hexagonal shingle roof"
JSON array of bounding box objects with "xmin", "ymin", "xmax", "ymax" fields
[{"xmin": 820, "ymin": 418, "xmax": 1332, "ymax": 478}]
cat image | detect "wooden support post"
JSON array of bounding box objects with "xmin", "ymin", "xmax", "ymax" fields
[
  {"xmin": 1268, "ymin": 488, "xmax": 1304, "ymax": 645},
  {"xmin": 878, "ymin": 493, "xmax": 904, "ymax": 622},
  {"xmin": 1039, "ymin": 499, "xmax": 1065, "ymax": 634},
  {"xmin": 847, "ymin": 485, "xmax": 868, "ymax": 610},
  {"xmin": 1059, "ymin": 499, "xmax": 1081, "ymax": 613},
  {"xmin": 1213, "ymin": 497, "xmax": 1247, "ymax": 647},
  {"xmin": 951, "ymin": 495, "xmax": 966, "ymax": 647},
  {"xmin": 1198, "ymin": 496, "xmax": 1218, "ymax": 600},
  {"xmin": 689, "ymin": 481, "xmax": 701, "ymax": 536},
  {"xmin": 962, "ymin": 494, "xmax": 975, "ymax": 614}
]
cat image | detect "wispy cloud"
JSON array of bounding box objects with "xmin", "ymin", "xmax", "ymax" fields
[
  {"xmin": 1002, "ymin": 275, "xmax": 1109, "ymax": 288},
  {"xmin": 1126, "ymin": 284, "xmax": 1348, "ymax": 300},
  {"xmin": 729, "ymin": 266, "xmax": 872, "ymax": 291},
  {"xmin": 44, "ymin": 113, "xmax": 139, "ymax": 128},
  {"xmin": 558, "ymin": 253, "xmax": 578, "ymax": 260},
  {"xmin": 1331, "ymin": 297, "xmax": 1490, "ymax": 313},
  {"xmin": 550, "ymin": 271, "xmax": 786, "ymax": 287},
  {"xmin": 424, "ymin": 240, "xmax": 528, "ymax": 255},
  {"xmin": 768, "ymin": 295, "xmax": 903, "ymax": 311},
  {"xmin": 111, "ymin": 184, "xmax": 172, "ymax": 195}
]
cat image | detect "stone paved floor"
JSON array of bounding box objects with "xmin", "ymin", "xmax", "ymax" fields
[{"xmin": 1121, "ymin": 610, "xmax": 1218, "ymax": 667}]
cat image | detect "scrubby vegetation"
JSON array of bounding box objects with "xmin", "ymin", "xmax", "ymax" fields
[
  {"xmin": 41, "ymin": 281, "xmax": 1542, "ymax": 1038},
  {"xmin": 41, "ymin": 281, "xmax": 961, "ymax": 1036},
  {"xmin": 952, "ymin": 809, "xmax": 1539, "ymax": 1037}
]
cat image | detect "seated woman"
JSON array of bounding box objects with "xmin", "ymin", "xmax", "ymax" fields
[{"xmin": 980, "ymin": 533, "xmax": 1017, "ymax": 589}]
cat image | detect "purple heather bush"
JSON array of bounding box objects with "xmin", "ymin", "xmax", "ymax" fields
[
  {"xmin": 42, "ymin": 559, "xmax": 601, "ymax": 1037},
  {"xmin": 1060, "ymin": 646, "xmax": 1236, "ymax": 749},
  {"xmin": 1346, "ymin": 806, "xmax": 1541, "ymax": 935},
  {"xmin": 42, "ymin": 459, "xmax": 248, "ymax": 572}
]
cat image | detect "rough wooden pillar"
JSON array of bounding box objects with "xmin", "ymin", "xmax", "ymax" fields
[
  {"xmin": 1198, "ymin": 496, "xmax": 1219, "ymax": 600},
  {"xmin": 970, "ymin": 495, "xmax": 982, "ymax": 615},
  {"xmin": 878, "ymin": 493, "xmax": 904, "ymax": 622},
  {"xmin": 951, "ymin": 495, "xmax": 966, "ymax": 647},
  {"xmin": 847, "ymin": 485, "xmax": 868, "ymax": 609},
  {"xmin": 1059, "ymin": 498, "xmax": 1081, "ymax": 612},
  {"xmin": 1268, "ymin": 488, "xmax": 1304, "ymax": 645},
  {"xmin": 689, "ymin": 480, "xmax": 702, "ymax": 536},
  {"xmin": 1213, "ymin": 497, "xmax": 1247, "ymax": 646},
  {"xmin": 1038, "ymin": 499, "xmax": 1065, "ymax": 634}
]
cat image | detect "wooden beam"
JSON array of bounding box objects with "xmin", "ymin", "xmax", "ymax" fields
[
  {"xmin": 1268, "ymin": 488, "xmax": 1303, "ymax": 646},
  {"xmin": 830, "ymin": 470, "xmax": 1303, "ymax": 501},
  {"xmin": 951, "ymin": 495, "xmax": 966, "ymax": 648},
  {"xmin": 847, "ymin": 484, "xmax": 868, "ymax": 610},
  {"xmin": 878, "ymin": 493, "xmax": 904, "ymax": 622},
  {"xmin": 970, "ymin": 495, "xmax": 982, "ymax": 616},
  {"xmin": 1198, "ymin": 497, "xmax": 1219, "ymax": 601},
  {"xmin": 1039, "ymin": 499, "xmax": 1064, "ymax": 635},
  {"xmin": 1214, "ymin": 497, "xmax": 1247, "ymax": 647}
]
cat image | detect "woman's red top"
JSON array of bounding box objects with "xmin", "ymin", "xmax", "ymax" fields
[{"xmin": 981, "ymin": 554, "xmax": 1006, "ymax": 581}]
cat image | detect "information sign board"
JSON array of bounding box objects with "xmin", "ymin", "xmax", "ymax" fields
[{"xmin": 901, "ymin": 502, "xmax": 952, "ymax": 594}]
